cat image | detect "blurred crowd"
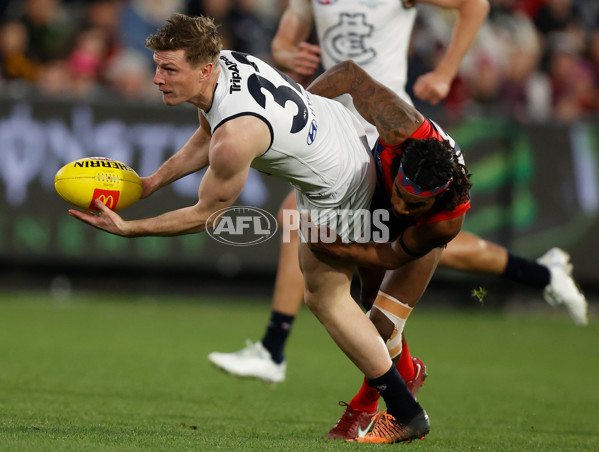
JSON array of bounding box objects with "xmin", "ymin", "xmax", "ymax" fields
[
  {"xmin": 0, "ymin": 0, "xmax": 285, "ymax": 103},
  {"xmin": 0, "ymin": 0, "xmax": 598, "ymax": 123},
  {"xmin": 410, "ymin": 0, "xmax": 599, "ymax": 123}
]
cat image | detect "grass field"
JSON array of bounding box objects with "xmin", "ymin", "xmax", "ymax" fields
[{"xmin": 0, "ymin": 291, "xmax": 597, "ymax": 451}]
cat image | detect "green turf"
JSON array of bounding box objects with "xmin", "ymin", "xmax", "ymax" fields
[{"xmin": 0, "ymin": 291, "xmax": 597, "ymax": 451}]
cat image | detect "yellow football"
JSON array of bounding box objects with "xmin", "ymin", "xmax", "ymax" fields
[{"xmin": 55, "ymin": 157, "xmax": 143, "ymax": 211}]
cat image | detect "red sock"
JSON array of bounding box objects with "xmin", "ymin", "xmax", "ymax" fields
[
  {"xmin": 349, "ymin": 378, "xmax": 380, "ymax": 413},
  {"xmin": 397, "ymin": 341, "xmax": 415, "ymax": 382}
]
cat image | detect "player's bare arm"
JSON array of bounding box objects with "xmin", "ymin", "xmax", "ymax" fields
[
  {"xmin": 69, "ymin": 116, "xmax": 270, "ymax": 238},
  {"xmin": 141, "ymin": 113, "xmax": 212, "ymax": 198},
  {"xmin": 414, "ymin": 0, "xmax": 489, "ymax": 104},
  {"xmin": 307, "ymin": 60, "xmax": 424, "ymax": 144},
  {"xmin": 308, "ymin": 214, "xmax": 464, "ymax": 269},
  {"xmin": 271, "ymin": 0, "xmax": 320, "ymax": 76}
]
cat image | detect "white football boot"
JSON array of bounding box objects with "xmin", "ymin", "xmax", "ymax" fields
[
  {"xmin": 537, "ymin": 248, "xmax": 588, "ymax": 325},
  {"xmin": 208, "ymin": 340, "xmax": 286, "ymax": 383}
]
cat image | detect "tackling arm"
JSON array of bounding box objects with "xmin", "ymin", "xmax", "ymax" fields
[
  {"xmin": 308, "ymin": 215, "xmax": 464, "ymax": 269},
  {"xmin": 307, "ymin": 60, "xmax": 424, "ymax": 144}
]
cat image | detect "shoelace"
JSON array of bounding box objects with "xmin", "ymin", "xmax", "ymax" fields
[
  {"xmin": 367, "ymin": 411, "xmax": 405, "ymax": 439},
  {"xmin": 331, "ymin": 402, "xmax": 355, "ymax": 429},
  {"xmin": 236, "ymin": 340, "xmax": 264, "ymax": 357}
]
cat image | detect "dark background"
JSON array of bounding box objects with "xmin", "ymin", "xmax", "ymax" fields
[{"xmin": 0, "ymin": 98, "xmax": 597, "ymax": 306}]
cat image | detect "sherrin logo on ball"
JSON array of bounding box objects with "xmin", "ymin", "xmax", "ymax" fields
[{"xmin": 54, "ymin": 157, "xmax": 143, "ymax": 211}]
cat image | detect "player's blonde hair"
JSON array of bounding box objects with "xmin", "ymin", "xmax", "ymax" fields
[{"xmin": 145, "ymin": 14, "xmax": 222, "ymax": 66}]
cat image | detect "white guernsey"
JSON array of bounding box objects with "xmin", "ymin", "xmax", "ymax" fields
[{"xmin": 204, "ymin": 50, "xmax": 375, "ymax": 239}]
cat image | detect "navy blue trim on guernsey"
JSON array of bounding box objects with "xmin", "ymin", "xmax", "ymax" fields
[{"xmin": 212, "ymin": 112, "xmax": 274, "ymax": 155}]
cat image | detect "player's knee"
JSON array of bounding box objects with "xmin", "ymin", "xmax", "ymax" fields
[{"xmin": 302, "ymin": 291, "xmax": 323, "ymax": 317}]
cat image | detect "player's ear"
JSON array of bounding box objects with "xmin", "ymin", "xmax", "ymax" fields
[{"xmin": 199, "ymin": 62, "xmax": 213, "ymax": 81}]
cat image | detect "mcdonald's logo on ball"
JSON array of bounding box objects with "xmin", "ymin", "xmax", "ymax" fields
[
  {"xmin": 54, "ymin": 157, "xmax": 143, "ymax": 211},
  {"xmin": 89, "ymin": 189, "xmax": 120, "ymax": 210}
]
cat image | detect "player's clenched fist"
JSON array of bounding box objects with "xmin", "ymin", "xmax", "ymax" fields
[{"xmin": 412, "ymin": 71, "xmax": 452, "ymax": 105}]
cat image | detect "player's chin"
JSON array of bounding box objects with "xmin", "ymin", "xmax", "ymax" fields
[{"xmin": 161, "ymin": 93, "xmax": 180, "ymax": 106}]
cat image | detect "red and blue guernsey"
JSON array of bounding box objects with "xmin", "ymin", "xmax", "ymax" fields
[{"xmin": 371, "ymin": 117, "xmax": 471, "ymax": 228}]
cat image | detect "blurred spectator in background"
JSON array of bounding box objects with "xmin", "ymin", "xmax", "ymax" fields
[
  {"xmin": 185, "ymin": 0, "xmax": 237, "ymax": 49},
  {"xmin": 458, "ymin": 1, "xmax": 552, "ymax": 121},
  {"xmin": 589, "ymin": 30, "xmax": 599, "ymax": 81},
  {"xmin": 534, "ymin": 0, "xmax": 577, "ymax": 35},
  {"xmin": 0, "ymin": 0, "xmax": 597, "ymax": 120},
  {"xmin": 18, "ymin": 0, "xmax": 74, "ymax": 63},
  {"xmin": 412, "ymin": 0, "xmax": 599, "ymax": 123},
  {"xmin": 547, "ymin": 32, "xmax": 599, "ymax": 122},
  {"xmin": 500, "ymin": 19, "xmax": 551, "ymax": 122},
  {"xmin": 104, "ymin": 47, "xmax": 156, "ymax": 101},
  {"xmin": 66, "ymin": 27, "xmax": 107, "ymax": 97},
  {"xmin": 79, "ymin": 0, "xmax": 122, "ymax": 70},
  {"xmin": 0, "ymin": 20, "xmax": 42, "ymax": 82},
  {"xmin": 528, "ymin": 0, "xmax": 599, "ymax": 121},
  {"xmin": 35, "ymin": 59, "xmax": 71, "ymax": 97},
  {"xmin": 120, "ymin": 0, "xmax": 185, "ymax": 64},
  {"xmin": 184, "ymin": 0, "xmax": 280, "ymax": 62}
]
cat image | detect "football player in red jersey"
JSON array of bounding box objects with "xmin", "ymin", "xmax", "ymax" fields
[{"xmin": 304, "ymin": 59, "xmax": 473, "ymax": 443}]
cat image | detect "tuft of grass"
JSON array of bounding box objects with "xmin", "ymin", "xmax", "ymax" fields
[
  {"xmin": 0, "ymin": 291, "xmax": 597, "ymax": 451},
  {"xmin": 471, "ymin": 286, "xmax": 488, "ymax": 304}
]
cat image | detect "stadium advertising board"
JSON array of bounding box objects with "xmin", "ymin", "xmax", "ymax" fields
[
  {"xmin": 0, "ymin": 99, "xmax": 291, "ymax": 277},
  {"xmin": 0, "ymin": 99, "xmax": 597, "ymax": 282}
]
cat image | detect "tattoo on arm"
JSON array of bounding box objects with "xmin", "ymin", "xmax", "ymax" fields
[
  {"xmin": 308, "ymin": 60, "xmax": 423, "ymax": 143},
  {"xmin": 347, "ymin": 65, "xmax": 423, "ymax": 143}
]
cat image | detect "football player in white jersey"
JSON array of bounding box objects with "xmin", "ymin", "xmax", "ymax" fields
[
  {"xmin": 208, "ymin": 0, "xmax": 588, "ymax": 406},
  {"xmin": 68, "ymin": 13, "xmax": 435, "ymax": 442}
]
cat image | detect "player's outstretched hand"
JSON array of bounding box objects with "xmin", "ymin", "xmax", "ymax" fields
[
  {"xmin": 69, "ymin": 199, "xmax": 129, "ymax": 236},
  {"xmin": 293, "ymin": 42, "xmax": 321, "ymax": 76},
  {"xmin": 413, "ymin": 71, "xmax": 452, "ymax": 105}
]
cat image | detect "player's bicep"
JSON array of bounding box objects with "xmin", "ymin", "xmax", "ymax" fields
[
  {"xmin": 196, "ymin": 117, "xmax": 269, "ymax": 215},
  {"xmin": 195, "ymin": 143, "xmax": 253, "ymax": 223}
]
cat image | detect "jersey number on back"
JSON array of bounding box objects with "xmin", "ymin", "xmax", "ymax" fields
[{"xmin": 232, "ymin": 52, "xmax": 309, "ymax": 134}]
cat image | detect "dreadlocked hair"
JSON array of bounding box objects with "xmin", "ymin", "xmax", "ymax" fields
[{"xmin": 390, "ymin": 138, "xmax": 472, "ymax": 211}]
